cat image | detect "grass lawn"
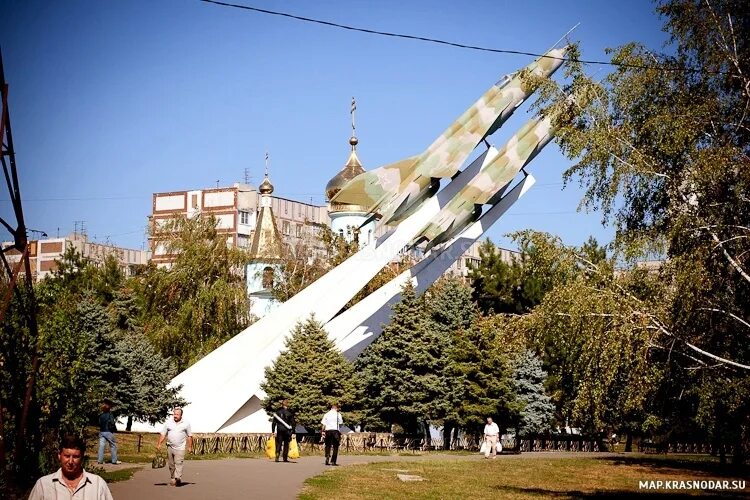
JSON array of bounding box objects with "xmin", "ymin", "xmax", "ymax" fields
[
  {"xmin": 301, "ymin": 454, "xmax": 750, "ymax": 499},
  {"xmin": 94, "ymin": 467, "xmax": 144, "ymax": 483}
]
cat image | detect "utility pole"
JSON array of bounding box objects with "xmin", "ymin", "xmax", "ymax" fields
[{"xmin": 0, "ymin": 45, "xmax": 43, "ymax": 491}]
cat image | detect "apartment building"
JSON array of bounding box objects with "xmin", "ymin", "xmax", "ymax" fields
[
  {"xmin": 2, "ymin": 234, "xmax": 149, "ymax": 282},
  {"xmin": 149, "ymin": 182, "xmax": 327, "ymax": 267}
]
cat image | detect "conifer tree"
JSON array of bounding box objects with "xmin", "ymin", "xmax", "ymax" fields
[
  {"xmin": 425, "ymin": 277, "xmax": 476, "ymax": 447},
  {"xmin": 114, "ymin": 333, "xmax": 184, "ymax": 429},
  {"xmin": 261, "ymin": 316, "xmax": 356, "ymax": 430},
  {"xmin": 450, "ymin": 316, "xmax": 520, "ymax": 436},
  {"xmin": 512, "ymin": 350, "xmax": 555, "ymax": 435},
  {"xmin": 356, "ymin": 282, "xmax": 446, "ymax": 433}
]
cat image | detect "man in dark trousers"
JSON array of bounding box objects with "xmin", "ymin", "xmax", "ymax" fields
[
  {"xmin": 320, "ymin": 403, "xmax": 343, "ymax": 466},
  {"xmin": 271, "ymin": 399, "xmax": 296, "ymax": 462}
]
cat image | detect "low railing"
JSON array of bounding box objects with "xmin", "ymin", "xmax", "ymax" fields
[
  {"xmin": 123, "ymin": 429, "xmax": 736, "ymax": 457},
  {"xmin": 516, "ymin": 436, "xmax": 602, "ymax": 452},
  {"xmin": 186, "ymin": 433, "xmax": 613, "ymax": 455}
]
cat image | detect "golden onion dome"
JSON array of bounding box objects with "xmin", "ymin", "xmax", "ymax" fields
[
  {"xmin": 259, "ymin": 176, "xmax": 274, "ymax": 195},
  {"xmin": 326, "ymin": 136, "xmax": 368, "ymax": 213}
]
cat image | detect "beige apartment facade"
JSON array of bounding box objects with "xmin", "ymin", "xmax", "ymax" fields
[
  {"xmin": 149, "ymin": 182, "xmax": 327, "ymax": 267},
  {"xmin": 2, "ymin": 234, "xmax": 149, "ymax": 282}
]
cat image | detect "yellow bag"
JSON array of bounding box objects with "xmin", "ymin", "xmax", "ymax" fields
[
  {"xmin": 265, "ymin": 436, "xmax": 276, "ymax": 460},
  {"xmin": 288, "ymin": 437, "xmax": 300, "ymax": 460}
]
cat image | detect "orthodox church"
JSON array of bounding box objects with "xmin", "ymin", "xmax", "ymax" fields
[{"xmin": 246, "ymin": 99, "xmax": 382, "ymax": 318}]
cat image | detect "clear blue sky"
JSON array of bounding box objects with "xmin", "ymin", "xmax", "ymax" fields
[{"xmin": 1, "ymin": 0, "xmax": 666, "ymax": 251}]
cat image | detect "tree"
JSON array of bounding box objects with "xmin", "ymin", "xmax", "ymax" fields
[
  {"xmin": 113, "ymin": 332, "xmax": 184, "ymax": 429},
  {"xmin": 108, "ymin": 287, "xmax": 184, "ymax": 429},
  {"xmin": 512, "ymin": 350, "xmax": 555, "ymax": 435},
  {"xmin": 500, "ymin": 234, "xmax": 664, "ymax": 438},
  {"xmin": 424, "ymin": 277, "xmax": 477, "ymax": 447},
  {"xmin": 449, "ymin": 315, "xmax": 521, "ymax": 437},
  {"xmin": 468, "ymin": 239, "xmax": 522, "ymax": 314},
  {"xmin": 141, "ymin": 214, "xmax": 252, "ymax": 370},
  {"xmin": 0, "ymin": 244, "xmax": 185, "ymax": 491},
  {"xmin": 356, "ymin": 283, "xmax": 446, "ymax": 433},
  {"xmin": 260, "ymin": 316, "xmax": 356, "ymax": 430},
  {"xmin": 469, "ymin": 237, "xmax": 565, "ymax": 315},
  {"xmin": 531, "ymin": 0, "xmax": 750, "ymax": 463}
]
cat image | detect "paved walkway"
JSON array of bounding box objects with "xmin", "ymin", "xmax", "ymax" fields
[
  {"xmin": 108, "ymin": 453, "xmax": 479, "ymax": 500},
  {"xmin": 108, "ymin": 452, "xmax": 620, "ymax": 500}
]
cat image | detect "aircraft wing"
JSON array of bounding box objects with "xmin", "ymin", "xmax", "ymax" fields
[
  {"xmin": 417, "ymin": 46, "xmax": 568, "ymax": 180},
  {"xmin": 330, "ymin": 155, "xmax": 419, "ymax": 212},
  {"xmin": 415, "ymin": 114, "xmax": 556, "ymax": 245}
]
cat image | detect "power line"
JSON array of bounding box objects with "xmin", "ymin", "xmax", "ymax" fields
[
  {"xmin": 0, "ymin": 195, "xmax": 150, "ymax": 202},
  {"xmin": 199, "ymin": 0, "xmax": 730, "ymax": 76},
  {"xmin": 0, "ymin": 184, "xmax": 566, "ymax": 203}
]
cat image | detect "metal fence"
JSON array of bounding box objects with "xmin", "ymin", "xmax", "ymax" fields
[
  {"xmin": 123, "ymin": 430, "xmax": 735, "ymax": 457},
  {"xmin": 186, "ymin": 433, "xmax": 613, "ymax": 455}
]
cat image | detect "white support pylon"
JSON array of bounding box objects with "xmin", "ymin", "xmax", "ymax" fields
[
  {"xmin": 165, "ymin": 148, "xmax": 499, "ymax": 432},
  {"xmin": 329, "ymin": 174, "xmax": 536, "ymax": 358},
  {"xmin": 213, "ymin": 175, "xmax": 536, "ymax": 432}
]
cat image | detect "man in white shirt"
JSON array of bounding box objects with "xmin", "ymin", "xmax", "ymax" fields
[
  {"xmin": 483, "ymin": 417, "xmax": 500, "ymax": 459},
  {"xmin": 29, "ymin": 434, "xmax": 113, "ymax": 500},
  {"xmin": 156, "ymin": 407, "xmax": 193, "ymax": 486},
  {"xmin": 320, "ymin": 403, "xmax": 343, "ymax": 466}
]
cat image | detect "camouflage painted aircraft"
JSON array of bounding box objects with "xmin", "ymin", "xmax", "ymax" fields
[
  {"xmin": 330, "ymin": 46, "xmax": 569, "ymax": 225},
  {"xmin": 412, "ymin": 93, "xmax": 581, "ymax": 250}
]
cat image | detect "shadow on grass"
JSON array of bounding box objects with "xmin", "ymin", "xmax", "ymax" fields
[
  {"xmin": 592, "ymin": 455, "xmax": 750, "ymax": 477},
  {"xmin": 495, "ymin": 485, "xmax": 748, "ymax": 498}
]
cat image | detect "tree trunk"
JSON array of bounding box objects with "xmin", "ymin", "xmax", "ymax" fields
[
  {"xmin": 731, "ymin": 432, "xmax": 744, "ymax": 466},
  {"xmin": 126, "ymin": 415, "xmax": 133, "ymax": 432},
  {"xmin": 625, "ymin": 432, "xmax": 632, "ymax": 452},
  {"xmin": 443, "ymin": 421, "xmax": 453, "ymax": 450}
]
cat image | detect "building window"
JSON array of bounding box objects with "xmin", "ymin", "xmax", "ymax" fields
[
  {"xmin": 191, "ymin": 194, "xmax": 198, "ymax": 208},
  {"xmin": 283, "ymin": 221, "xmax": 290, "ymax": 235},
  {"xmin": 285, "ymin": 200, "xmax": 288, "ymax": 214},
  {"xmin": 296, "ymin": 224, "xmax": 302, "ymax": 238},
  {"xmin": 262, "ymin": 266, "xmax": 274, "ymax": 289},
  {"xmin": 240, "ymin": 210, "xmax": 250, "ymax": 225}
]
